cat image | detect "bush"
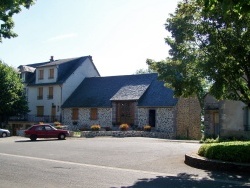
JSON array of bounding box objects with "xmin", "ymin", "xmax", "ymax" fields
[
  {"xmin": 119, "ymin": 124, "xmax": 129, "ymax": 131},
  {"xmin": 198, "ymin": 141, "xmax": 250, "ymax": 163},
  {"xmin": 200, "ymin": 135, "xmax": 220, "ymax": 143},
  {"xmin": 143, "ymin": 125, "xmax": 151, "ymax": 131},
  {"xmin": 55, "ymin": 125, "xmax": 63, "ymax": 129},
  {"xmin": 91, "ymin": 125, "xmax": 101, "ymax": 131},
  {"xmin": 54, "ymin": 121, "xmax": 61, "ymax": 126}
]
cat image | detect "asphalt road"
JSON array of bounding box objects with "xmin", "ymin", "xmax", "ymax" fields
[{"xmin": 0, "ymin": 136, "xmax": 249, "ymax": 188}]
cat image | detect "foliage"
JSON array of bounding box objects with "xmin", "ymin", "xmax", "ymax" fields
[
  {"xmin": 90, "ymin": 124, "xmax": 101, "ymax": 131},
  {"xmin": 55, "ymin": 125, "xmax": 63, "ymax": 130},
  {"xmin": 54, "ymin": 121, "xmax": 61, "ymax": 125},
  {"xmin": 0, "ymin": 0, "xmax": 35, "ymax": 42},
  {"xmin": 200, "ymin": 135, "xmax": 220, "ymax": 143},
  {"xmin": 143, "ymin": 125, "xmax": 151, "ymax": 131},
  {"xmin": 198, "ymin": 141, "xmax": 250, "ymax": 163},
  {"xmin": 202, "ymin": 0, "xmax": 250, "ymax": 17},
  {"xmin": 119, "ymin": 124, "xmax": 129, "ymax": 131},
  {"xmin": 0, "ymin": 61, "xmax": 29, "ymax": 122},
  {"xmin": 135, "ymin": 67, "xmax": 155, "ymax": 74},
  {"xmin": 147, "ymin": 0, "xmax": 250, "ymax": 107}
]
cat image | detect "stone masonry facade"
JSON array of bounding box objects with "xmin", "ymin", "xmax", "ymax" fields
[
  {"xmin": 175, "ymin": 97, "xmax": 201, "ymax": 140},
  {"xmin": 63, "ymin": 97, "xmax": 201, "ymax": 140},
  {"xmin": 63, "ymin": 107, "xmax": 175, "ymax": 135}
]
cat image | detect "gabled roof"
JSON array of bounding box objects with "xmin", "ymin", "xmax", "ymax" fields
[
  {"xmin": 20, "ymin": 56, "xmax": 100, "ymax": 85},
  {"xmin": 138, "ymin": 79, "xmax": 178, "ymax": 107},
  {"xmin": 62, "ymin": 73, "xmax": 178, "ymax": 108}
]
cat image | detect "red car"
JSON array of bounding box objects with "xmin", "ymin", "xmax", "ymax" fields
[{"xmin": 25, "ymin": 124, "xmax": 70, "ymax": 141}]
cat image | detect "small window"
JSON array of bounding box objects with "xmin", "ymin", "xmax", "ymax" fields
[
  {"xmin": 48, "ymin": 87, "xmax": 53, "ymax": 99},
  {"xmin": 39, "ymin": 69, "xmax": 44, "ymax": 80},
  {"xmin": 37, "ymin": 87, "xmax": 43, "ymax": 100},
  {"xmin": 21, "ymin": 73, "xmax": 26, "ymax": 82},
  {"xmin": 90, "ymin": 108, "xmax": 98, "ymax": 120},
  {"xmin": 49, "ymin": 68, "xmax": 54, "ymax": 79},
  {"xmin": 72, "ymin": 108, "xmax": 79, "ymax": 120}
]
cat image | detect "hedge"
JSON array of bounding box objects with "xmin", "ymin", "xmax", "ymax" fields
[{"xmin": 198, "ymin": 141, "xmax": 250, "ymax": 163}]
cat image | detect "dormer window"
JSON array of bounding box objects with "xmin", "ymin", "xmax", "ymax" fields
[
  {"xmin": 21, "ymin": 72, "xmax": 26, "ymax": 82},
  {"xmin": 49, "ymin": 68, "xmax": 54, "ymax": 79},
  {"xmin": 39, "ymin": 69, "xmax": 44, "ymax": 80}
]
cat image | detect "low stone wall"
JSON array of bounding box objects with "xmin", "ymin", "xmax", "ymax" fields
[{"xmin": 79, "ymin": 131, "xmax": 174, "ymax": 139}]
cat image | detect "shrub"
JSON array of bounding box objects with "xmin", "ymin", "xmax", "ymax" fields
[
  {"xmin": 143, "ymin": 125, "xmax": 151, "ymax": 131},
  {"xmin": 119, "ymin": 124, "xmax": 129, "ymax": 131},
  {"xmin": 55, "ymin": 125, "xmax": 63, "ymax": 129},
  {"xmin": 54, "ymin": 121, "xmax": 61, "ymax": 125},
  {"xmin": 198, "ymin": 141, "xmax": 250, "ymax": 163},
  {"xmin": 91, "ymin": 125, "xmax": 101, "ymax": 131},
  {"xmin": 200, "ymin": 135, "xmax": 220, "ymax": 143}
]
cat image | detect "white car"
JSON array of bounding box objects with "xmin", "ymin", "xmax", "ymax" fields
[{"xmin": 0, "ymin": 129, "xmax": 11, "ymax": 137}]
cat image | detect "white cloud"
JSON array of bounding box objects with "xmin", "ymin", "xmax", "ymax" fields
[{"xmin": 45, "ymin": 33, "xmax": 78, "ymax": 43}]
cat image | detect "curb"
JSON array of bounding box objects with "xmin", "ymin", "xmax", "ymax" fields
[{"xmin": 185, "ymin": 153, "xmax": 250, "ymax": 173}]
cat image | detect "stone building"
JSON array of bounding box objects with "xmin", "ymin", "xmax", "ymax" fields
[
  {"xmin": 62, "ymin": 73, "xmax": 201, "ymax": 139},
  {"xmin": 204, "ymin": 94, "xmax": 250, "ymax": 138}
]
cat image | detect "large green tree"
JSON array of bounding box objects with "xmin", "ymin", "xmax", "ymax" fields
[
  {"xmin": 148, "ymin": 0, "xmax": 250, "ymax": 107},
  {"xmin": 0, "ymin": 61, "xmax": 29, "ymax": 123},
  {"xmin": 0, "ymin": 0, "xmax": 35, "ymax": 42}
]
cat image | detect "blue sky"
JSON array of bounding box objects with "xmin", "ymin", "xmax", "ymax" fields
[{"xmin": 0, "ymin": 0, "xmax": 179, "ymax": 76}]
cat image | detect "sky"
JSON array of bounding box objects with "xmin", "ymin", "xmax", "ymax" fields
[{"xmin": 0, "ymin": 0, "xmax": 179, "ymax": 76}]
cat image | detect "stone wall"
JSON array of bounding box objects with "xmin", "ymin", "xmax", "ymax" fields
[
  {"xmin": 137, "ymin": 107, "xmax": 175, "ymax": 136},
  {"xmin": 63, "ymin": 106, "xmax": 177, "ymax": 138},
  {"xmin": 175, "ymin": 97, "xmax": 201, "ymax": 140},
  {"xmin": 63, "ymin": 108, "xmax": 112, "ymax": 130},
  {"xmin": 80, "ymin": 130, "xmax": 173, "ymax": 139}
]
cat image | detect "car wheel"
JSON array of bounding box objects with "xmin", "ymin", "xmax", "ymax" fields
[
  {"xmin": 58, "ymin": 133, "xmax": 66, "ymax": 140},
  {"xmin": 2, "ymin": 132, "xmax": 7, "ymax": 137},
  {"xmin": 30, "ymin": 135, "xmax": 37, "ymax": 141}
]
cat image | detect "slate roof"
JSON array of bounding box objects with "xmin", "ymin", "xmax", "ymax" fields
[
  {"xmin": 62, "ymin": 73, "xmax": 178, "ymax": 108},
  {"xmin": 20, "ymin": 56, "xmax": 99, "ymax": 85}
]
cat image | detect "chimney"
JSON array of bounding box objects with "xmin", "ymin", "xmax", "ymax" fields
[{"xmin": 50, "ymin": 56, "xmax": 54, "ymax": 62}]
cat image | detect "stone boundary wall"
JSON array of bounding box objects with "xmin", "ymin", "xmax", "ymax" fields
[{"xmin": 78, "ymin": 131, "xmax": 174, "ymax": 139}]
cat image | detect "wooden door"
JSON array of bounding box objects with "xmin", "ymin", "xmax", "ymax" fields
[{"xmin": 116, "ymin": 102, "xmax": 134, "ymax": 125}]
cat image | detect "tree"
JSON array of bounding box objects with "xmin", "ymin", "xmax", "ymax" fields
[
  {"xmin": 0, "ymin": 0, "xmax": 35, "ymax": 42},
  {"xmin": 203, "ymin": 0, "xmax": 250, "ymax": 17},
  {"xmin": 148, "ymin": 0, "xmax": 250, "ymax": 107},
  {"xmin": 135, "ymin": 67, "xmax": 155, "ymax": 74},
  {"xmin": 0, "ymin": 61, "xmax": 29, "ymax": 124}
]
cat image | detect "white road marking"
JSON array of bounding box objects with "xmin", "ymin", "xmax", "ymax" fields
[{"xmin": 0, "ymin": 152, "xmax": 249, "ymax": 186}]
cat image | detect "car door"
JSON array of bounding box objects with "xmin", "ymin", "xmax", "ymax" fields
[
  {"xmin": 35, "ymin": 125, "xmax": 46, "ymax": 138},
  {"xmin": 44, "ymin": 125, "xmax": 57, "ymax": 138}
]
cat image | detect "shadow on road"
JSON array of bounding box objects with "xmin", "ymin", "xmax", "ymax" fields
[
  {"xmin": 113, "ymin": 172, "xmax": 249, "ymax": 188},
  {"xmin": 15, "ymin": 139, "xmax": 63, "ymax": 143}
]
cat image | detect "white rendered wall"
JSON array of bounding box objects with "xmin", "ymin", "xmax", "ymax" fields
[{"xmin": 61, "ymin": 58, "xmax": 99, "ymax": 104}]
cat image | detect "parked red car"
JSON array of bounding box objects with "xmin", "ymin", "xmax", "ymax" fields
[{"xmin": 25, "ymin": 124, "xmax": 70, "ymax": 141}]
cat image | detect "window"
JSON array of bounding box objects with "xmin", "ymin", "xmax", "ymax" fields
[
  {"xmin": 48, "ymin": 87, "xmax": 53, "ymax": 99},
  {"xmin": 90, "ymin": 108, "xmax": 98, "ymax": 120},
  {"xmin": 72, "ymin": 108, "xmax": 79, "ymax": 120},
  {"xmin": 37, "ymin": 87, "xmax": 43, "ymax": 100},
  {"xmin": 38, "ymin": 69, "xmax": 44, "ymax": 80},
  {"xmin": 49, "ymin": 68, "xmax": 54, "ymax": 79},
  {"xmin": 45, "ymin": 125, "xmax": 53, "ymax": 131},
  {"xmin": 37, "ymin": 106, "xmax": 44, "ymax": 117},
  {"xmin": 21, "ymin": 73, "xmax": 26, "ymax": 82}
]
